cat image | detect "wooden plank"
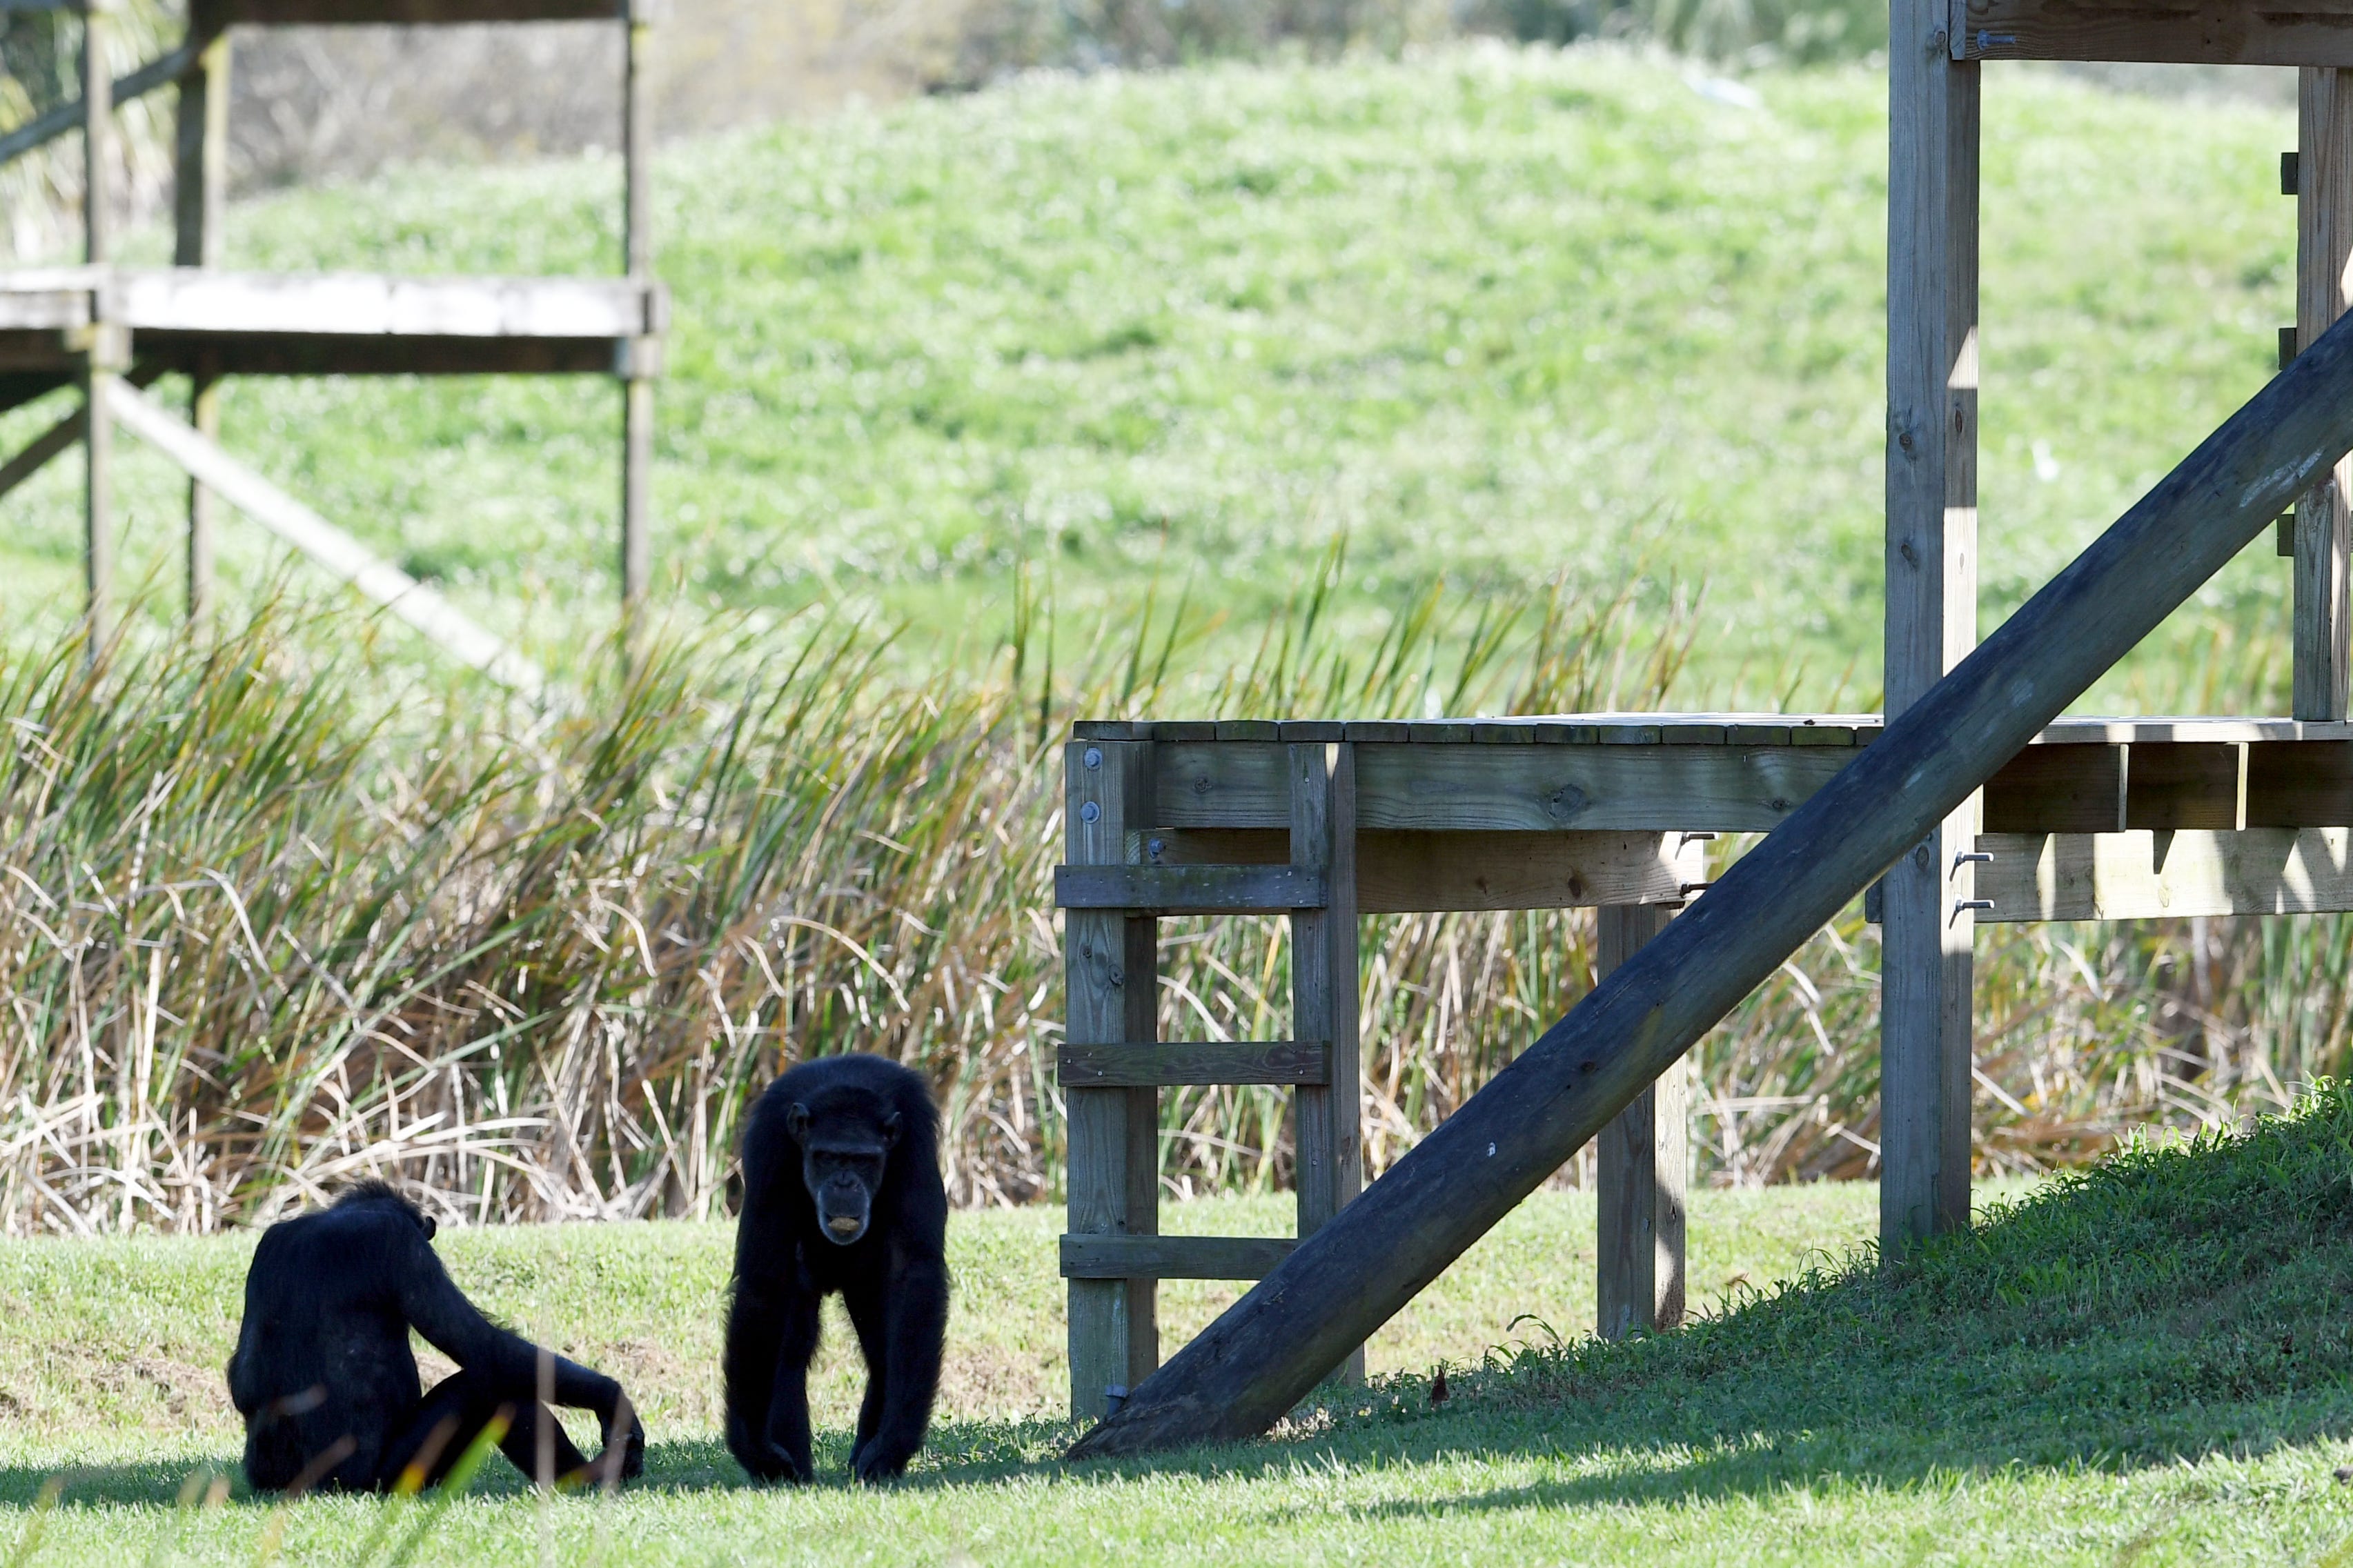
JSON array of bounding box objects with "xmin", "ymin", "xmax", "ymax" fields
[
  {"xmin": 1055, "ymin": 863, "xmax": 1325, "ymax": 914},
  {"xmin": 1061, "ymin": 1235, "xmax": 1296, "ymax": 1281},
  {"xmin": 1982, "ymin": 743, "xmax": 2125, "ymax": 833},
  {"xmin": 1063, "ymin": 740, "xmax": 1159, "ymax": 1420},
  {"xmin": 110, "ymin": 271, "xmax": 658, "ymax": 339},
  {"xmin": 224, "ymin": 0, "xmax": 627, "ymax": 21},
  {"xmin": 2247, "ymin": 739, "xmax": 2353, "ymax": 824},
  {"xmin": 1595, "ymin": 902, "xmax": 1685, "ymax": 1341},
  {"xmin": 172, "ymin": 9, "xmax": 229, "ymax": 271},
  {"xmin": 2123, "ymin": 741, "xmax": 2245, "ymax": 830},
  {"xmin": 1067, "ymin": 232, "xmax": 2353, "ymax": 1468},
  {"xmin": 1134, "ymin": 827, "xmax": 1698, "ymax": 911},
  {"xmin": 186, "ymin": 364, "xmax": 220, "ymax": 622},
  {"xmin": 128, "ymin": 332, "xmax": 632, "ymax": 377},
  {"xmin": 1289, "ymin": 741, "xmax": 1363, "ymax": 1383},
  {"xmin": 1056, "ymin": 1041, "xmax": 1329, "ymax": 1088},
  {"xmin": 1973, "ymin": 828, "xmax": 2353, "ymax": 919},
  {"xmin": 102, "ymin": 380, "xmax": 544, "ymax": 691},
  {"xmin": 1953, "ymin": 0, "xmax": 2353, "ymax": 66},
  {"xmin": 0, "ymin": 37, "xmax": 203, "ymax": 171},
  {"xmin": 2300, "ymin": 68, "xmax": 2353, "ymax": 721},
  {"xmin": 1881, "ymin": 0, "xmax": 1980, "ymax": 1253}
]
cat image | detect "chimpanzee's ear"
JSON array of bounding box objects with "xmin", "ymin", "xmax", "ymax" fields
[
  {"xmin": 785, "ymin": 1103, "xmax": 811, "ymax": 1142},
  {"xmin": 420, "ymin": 1215, "xmax": 438, "ymax": 1242},
  {"xmin": 882, "ymin": 1111, "xmax": 902, "ymax": 1148}
]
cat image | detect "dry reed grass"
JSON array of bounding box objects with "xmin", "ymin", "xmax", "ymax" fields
[{"xmin": 0, "ymin": 564, "xmax": 2344, "ymax": 1235}]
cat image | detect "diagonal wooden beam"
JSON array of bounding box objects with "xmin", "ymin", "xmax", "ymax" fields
[
  {"xmin": 0, "ymin": 360, "xmax": 164, "ymax": 504},
  {"xmin": 0, "ymin": 36, "xmax": 206, "ymax": 170},
  {"xmin": 102, "ymin": 380, "xmax": 544, "ymax": 693},
  {"xmin": 1067, "ymin": 286, "xmax": 2353, "ymax": 1462}
]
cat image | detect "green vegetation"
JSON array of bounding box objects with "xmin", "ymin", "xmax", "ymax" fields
[
  {"xmin": 0, "ymin": 49, "xmax": 2303, "ymax": 709},
  {"xmin": 13, "ymin": 1091, "xmax": 2353, "ymax": 1561}
]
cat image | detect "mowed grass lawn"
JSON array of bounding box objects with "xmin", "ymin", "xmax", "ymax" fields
[
  {"xmin": 0, "ymin": 48, "xmax": 2307, "ymax": 707},
  {"xmin": 8, "ymin": 1115, "xmax": 2353, "ymax": 1568}
]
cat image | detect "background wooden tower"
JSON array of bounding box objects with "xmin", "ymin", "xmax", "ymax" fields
[{"xmin": 0, "ymin": 0, "xmax": 665, "ymax": 670}]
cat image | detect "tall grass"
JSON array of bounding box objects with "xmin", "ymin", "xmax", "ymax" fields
[{"xmin": 0, "ymin": 569, "xmax": 2345, "ymax": 1234}]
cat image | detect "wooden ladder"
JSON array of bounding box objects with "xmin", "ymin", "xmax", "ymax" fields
[{"xmin": 1056, "ymin": 738, "xmax": 1361, "ymax": 1420}]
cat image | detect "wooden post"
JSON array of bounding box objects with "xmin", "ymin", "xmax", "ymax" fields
[
  {"xmin": 83, "ymin": 0, "xmax": 119, "ymax": 645},
  {"xmin": 1595, "ymin": 900, "xmax": 1684, "ymax": 1340},
  {"xmin": 1881, "ymin": 0, "xmax": 1981, "ymax": 1254},
  {"xmin": 2298, "ymin": 68, "xmax": 2353, "ymax": 722},
  {"xmin": 176, "ymin": 3, "xmax": 230, "ymax": 623},
  {"xmin": 1066, "ymin": 226, "xmax": 2353, "ymax": 1467},
  {"xmin": 619, "ymin": 1, "xmax": 656, "ymax": 619},
  {"xmin": 1064, "ymin": 739, "xmax": 1159, "ymax": 1420},
  {"xmin": 1288, "ymin": 742, "xmax": 1361, "ymax": 1382}
]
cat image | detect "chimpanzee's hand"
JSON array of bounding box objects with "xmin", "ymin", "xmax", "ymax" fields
[
  {"xmin": 851, "ymin": 1437, "xmax": 912, "ymax": 1485},
  {"xmin": 600, "ymin": 1402, "xmax": 647, "ymax": 1484}
]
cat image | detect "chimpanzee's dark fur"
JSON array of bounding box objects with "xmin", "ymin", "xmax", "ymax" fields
[
  {"xmin": 725, "ymin": 1054, "xmax": 949, "ymax": 1483},
  {"xmin": 226, "ymin": 1182, "xmax": 645, "ymax": 1493}
]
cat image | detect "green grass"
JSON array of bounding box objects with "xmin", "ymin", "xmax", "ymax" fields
[
  {"xmin": 0, "ymin": 48, "xmax": 2309, "ymax": 708},
  {"xmin": 17, "ymin": 1085, "xmax": 2353, "ymax": 1563}
]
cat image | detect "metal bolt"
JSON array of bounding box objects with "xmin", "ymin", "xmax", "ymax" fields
[
  {"xmin": 1953, "ymin": 850, "xmax": 1992, "ymax": 873},
  {"xmin": 1103, "ymin": 1384, "xmax": 1130, "ymax": 1416},
  {"xmin": 1083, "ymin": 747, "xmax": 1103, "ymax": 769},
  {"xmin": 1148, "ymin": 837, "xmax": 1166, "ymax": 860},
  {"xmin": 1953, "ymin": 898, "xmax": 1994, "ymax": 918},
  {"xmin": 1080, "ymin": 800, "xmax": 1101, "ymax": 824}
]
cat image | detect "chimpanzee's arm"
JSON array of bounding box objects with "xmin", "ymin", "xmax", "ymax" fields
[{"xmin": 395, "ymin": 1237, "xmax": 627, "ymax": 1423}]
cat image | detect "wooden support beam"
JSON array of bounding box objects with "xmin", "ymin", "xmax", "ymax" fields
[
  {"xmin": 222, "ymin": 0, "xmax": 632, "ymax": 22},
  {"xmin": 1972, "ymin": 828, "xmax": 2353, "ymax": 920},
  {"xmin": 172, "ymin": 7, "xmax": 228, "ymax": 270},
  {"xmin": 1595, "ymin": 901, "xmax": 1684, "ymax": 1340},
  {"xmin": 1061, "ymin": 1235, "xmax": 1294, "ymax": 1281},
  {"xmin": 1982, "ymin": 743, "xmax": 2125, "ymax": 833},
  {"xmin": 81, "ymin": 332, "xmax": 125, "ymax": 650},
  {"xmin": 1057, "ymin": 1041, "xmax": 1329, "ymax": 1089},
  {"xmin": 186, "ymin": 366, "xmax": 219, "ymax": 622},
  {"xmin": 2248, "ymin": 740, "xmax": 2353, "ymax": 824},
  {"xmin": 1882, "ymin": 0, "xmax": 1981, "ymax": 1253},
  {"xmin": 2124, "ymin": 741, "xmax": 2246, "ymax": 831},
  {"xmin": 0, "ymin": 358, "xmax": 162, "ymax": 504},
  {"xmin": 1134, "ymin": 827, "xmax": 1701, "ymax": 911},
  {"xmin": 1151, "ymin": 742, "xmax": 1853, "ymax": 835},
  {"xmin": 1953, "ymin": 0, "xmax": 2353, "ymax": 66},
  {"xmin": 2298, "ymin": 68, "xmax": 2353, "ymax": 721},
  {"xmin": 1065, "ymin": 167, "xmax": 2353, "ymax": 1469},
  {"xmin": 1289, "ymin": 742, "xmax": 1363, "ymax": 1384},
  {"xmin": 620, "ymin": 2, "xmax": 655, "ymax": 619},
  {"xmin": 1063, "ymin": 740, "xmax": 1159, "ymax": 1421},
  {"xmin": 103, "ymin": 379, "xmax": 542, "ymax": 691},
  {"xmin": 1055, "ymin": 864, "xmax": 1327, "ymax": 915},
  {"xmin": 0, "ymin": 36, "xmax": 204, "ymax": 171}
]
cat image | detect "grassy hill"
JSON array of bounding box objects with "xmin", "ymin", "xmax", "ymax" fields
[
  {"xmin": 10, "ymin": 1090, "xmax": 2353, "ymax": 1561},
  {"xmin": 0, "ymin": 48, "xmax": 2304, "ymax": 708}
]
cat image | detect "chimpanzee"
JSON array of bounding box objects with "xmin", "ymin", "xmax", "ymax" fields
[
  {"xmin": 226, "ymin": 1182, "xmax": 645, "ymax": 1494},
  {"xmin": 725, "ymin": 1053, "xmax": 949, "ymax": 1484}
]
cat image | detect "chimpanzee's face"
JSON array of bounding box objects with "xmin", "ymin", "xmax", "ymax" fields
[{"xmin": 785, "ymin": 1101, "xmax": 900, "ymax": 1246}]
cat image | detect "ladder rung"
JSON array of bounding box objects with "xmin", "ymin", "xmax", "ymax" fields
[
  {"xmin": 1054, "ymin": 863, "xmax": 1327, "ymax": 914},
  {"xmin": 1060, "ymin": 1234, "xmax": 1296, "ymax": 1281},
  {"xmin": 1056, "ymin": 1040, "xmax": 1330, "ymax": 1087}
]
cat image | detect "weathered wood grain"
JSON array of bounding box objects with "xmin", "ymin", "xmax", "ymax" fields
[
  {"xmin": 1290, "ymin": 742, "xmax": 1363, "ymax": 1383},
  {"xmin": 2123, "ymin": 741, "xmax": 2245, "ymax": 831},
  {"xmin": 1973, "ymin": 827, "xmax": 2353, "ymax": 919},
  {"xmin": 1953, "ymin": 0, "xmax": 2353, "ymax": 65},
  {"xmin": 1881, "ymin": 0, "xmax": 1980, "ymax": 1250},
  {"xmin": 1132, "ymin": 827, "xmax": 1698, "ymax": 911},
  {"xmin": 1063, "ymin": 740, "xmax": 1160, "ymax": 1420},
  {"xmin": 1595, "ymin": 903, "xmax": 1684, "ymax": 1340},
  {"xmin": 1054, "ymin": 863, "xmax": 1327, "ymax": 915},
  {"xmin": 1061, "ymin": 1235, "xmax": 1297, "ymax": 1281},
  {"xmin": 1056, "ymin": 1041, "xmax": 1330, "ymax": 1088},
  {"xmin": 2247, "ymin": 740, "xmax": 2353, "ymax": 824},
  {"xmin": 1982, "ymin": 744, "xmax": 2125, "ymax": 833},
  {"xmin": 2301, "ymin": 68, "xmax": 2353, "ymax": 720},
  {"xmin": 1063, "ymin": 204, "xmax": 2353, "ymax": 1465}
]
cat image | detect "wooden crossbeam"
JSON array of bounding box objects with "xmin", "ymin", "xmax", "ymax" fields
[
  {"xmin": 0, "ymin": 359, "xmax": 164, "ymax": 504},
  {"xmin": 1973, "ymin": 828, "xmax": 2353, "ymax": 920},
  {"xmin": 1053, "ymin": 864, "xmax": 1327, "ymax": 915},
  {"xmin": 221, "ymin": 0, "xmax": 638, "ymax": 21},
  {"xmin": 1132, "ymin": 827, "xmax": 1699, "ymax": 911},
  {"xmin": 1953, "ymin": 0, "xmax": 2353, "ymax": 66},
  {"xmin": 1061, "ymin": 1236, "xmax": 1297, "ymax": 1281},
  {"xmin": 1055, "ymin": 1042, "xmax": 1330, "ymax": 1089}
]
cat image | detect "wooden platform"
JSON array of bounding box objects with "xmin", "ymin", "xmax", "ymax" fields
[
  {"xmin": 1068, "ymin": 713, "xmax": 2353, "ymax": 924},
  {"xmin": 0, "ymin": 269, "xmax": 664, "ymax": 407}
]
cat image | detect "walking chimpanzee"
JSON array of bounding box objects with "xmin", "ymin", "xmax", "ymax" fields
[
  {"xmin": 725, "ymin": 1053, "xmax": 949, "ymax": 1484},
  {"xmin": 227, "ymin": 1182, "xmax": 645, "ymax": 1494}
]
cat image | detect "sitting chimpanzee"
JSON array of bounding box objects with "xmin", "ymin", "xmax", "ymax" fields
[
  {"xmin": 227, "ymin": 1182, "xmax": 645, "ymax": 1494},
  {"xmin": 725, "ymin": 1053, "xmax": 949, "ymax": 1484}
]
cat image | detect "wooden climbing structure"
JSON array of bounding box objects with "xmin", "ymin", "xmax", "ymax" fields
[
  {"xmin": 0, "ymin": 0, "xmax": 662, "ymax": 664},
  {"xmin": 1056, "ymin": 1, "xmax": 2353, "ymax": 1431}
]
